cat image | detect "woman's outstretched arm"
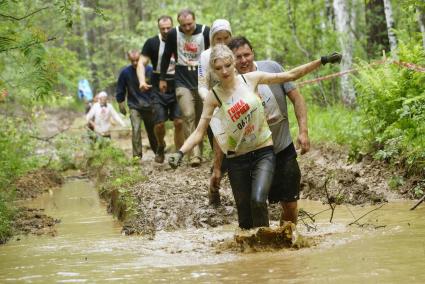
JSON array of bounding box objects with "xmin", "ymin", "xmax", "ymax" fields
[
  {"xmin": 252, "ymin": 52, "xmax": 342, "ymax": 85},
  {"xmin": 169, "ymin": 92, "xmax": 219, "ymax": 168}
]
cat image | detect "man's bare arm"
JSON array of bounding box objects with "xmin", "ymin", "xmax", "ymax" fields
[
  {"xmin": 136, "ymin": 55, "xmax": 152, "ymax": 91},
  {"xmin": 287, "ymin": 88, "xmax": 310, "ymax": 154}
]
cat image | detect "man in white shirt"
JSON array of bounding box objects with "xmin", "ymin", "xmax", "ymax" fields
[{"xmin": 86, "ymin": 91, "xmax": 126, "ymax": 139}]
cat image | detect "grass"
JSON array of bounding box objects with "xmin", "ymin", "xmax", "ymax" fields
[{"xmin": 288, "ymin": 103, "xmax": 363, "ymax": 147}]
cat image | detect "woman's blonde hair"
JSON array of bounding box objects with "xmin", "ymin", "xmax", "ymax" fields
[{"xmin": 207, "ymin": 44, "xmax": 235, "ymax": 88}]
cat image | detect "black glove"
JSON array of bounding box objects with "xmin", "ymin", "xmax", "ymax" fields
[
  {"xmin": 321, "ymin": 52, "xmax": 342, "ymax": 65},
  {"xmin": 168, "ymin": 151, "xmax": 184, "ymax": 169}
]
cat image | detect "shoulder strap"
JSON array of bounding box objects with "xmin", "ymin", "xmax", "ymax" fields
[
  {"xmin": 212, "ymin": 88, "xmax": 222, "ymax": 106},
  {"xmin": 241, "ymin": 74, "xmax": 247, "ymax": 85},
  {"xmin": 201, "ymin": 25, "xmax": 205, "ymax": 32}
]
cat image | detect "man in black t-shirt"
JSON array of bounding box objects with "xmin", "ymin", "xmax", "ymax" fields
[
  {"xmin": 137, "ymin": 15, "xmax": 184, "ymax": 164},
  {"xmin": 159, "ymin": 9, "xmax": 210, "ymax": 167}
]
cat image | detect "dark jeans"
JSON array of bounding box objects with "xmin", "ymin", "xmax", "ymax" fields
[
  {"xmin": 227, "ymin": 146, "xmax": 275, "ymax": 229},
  {"xmin": 130, "ymin": 108, "xmax": 157, "ymax": 157}
]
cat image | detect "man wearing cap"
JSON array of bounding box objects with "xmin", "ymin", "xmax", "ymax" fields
[
  {"xmin": 137, "ymin": 15, "xmax": 184, "ymax": 164},
  {"xmin": 116, "ymin": 50, "xmax": 158, "ymax": 159},
  {"xmin": 159, "ymin": 8, "xmax": 210, "ymax": 167}
]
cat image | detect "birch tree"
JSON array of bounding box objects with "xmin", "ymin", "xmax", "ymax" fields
[
  {"xmin": 383, "ymin": 0, "xmax": 398, "ymax": 59},
  {"xmin": 417, "ymin": 6, "xmax": 425, "ymax": 50},
  {"xmin": 333, "ymin": 0, "xmax": 356, "ymax": 106}
]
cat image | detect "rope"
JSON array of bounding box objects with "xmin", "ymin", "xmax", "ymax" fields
[{"xmin": 297, "ymin": 59, "xmax": 425, "ymax": 88}]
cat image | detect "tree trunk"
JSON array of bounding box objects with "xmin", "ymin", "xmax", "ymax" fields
[
  {"xmin": 325, "ymin": 0, "xmax": 335, "ymax": 29},
  {"xmin": 417, "ymin": 7, "xmax": 425, "ymax": 51},
  {"xmin": 383, "ymin": 0, "xmax": 398, "ymax": 59},
  {"xmin": 80, "ymin": 0, "xmax": 99, "ymax": 91},
  {"xmin": 365, "ymin": 0, "xmax": 390, "ymax": 59},
  {"xmin": 79, "ymin": 0, "xmax": 91, "ymax": 63},
  {"xmin": 127, "ymin": 0, "xmax": 143, "ymax": 32},
  {"xmin": 285, "ymin": 0, "xmax": 311, "ymax": 58},
  {"xmin": 333, "ymin": 0, "xmax": 356, "ymax": 106}
]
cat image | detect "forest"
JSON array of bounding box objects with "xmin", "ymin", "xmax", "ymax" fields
[{"xmin": 0, "ymin": 0, "xmax": 424, "ymax": 279}]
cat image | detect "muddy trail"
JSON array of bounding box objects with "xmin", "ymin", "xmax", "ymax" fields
[{"xmin": 16, "ymin": 107, "xmax": 409, "ymax": 239}]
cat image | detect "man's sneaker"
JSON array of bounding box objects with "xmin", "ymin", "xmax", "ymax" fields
[
  {"xmin": 154, "ymin": 144, "xmax": 165, "ymax": 163},
  {"xmin": 189, "ymin": 156, "xmax": 202, "ymax": 167},
  {"xmin": 208, "ymin": 186, "xmax": 221, "ymax": 207}
]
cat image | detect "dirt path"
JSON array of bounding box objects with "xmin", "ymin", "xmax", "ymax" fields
[{"xmin": 113, "ymin": 133, "xmax": 405, "ymax": 236}]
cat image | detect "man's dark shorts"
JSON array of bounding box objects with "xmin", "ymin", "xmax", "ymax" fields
[
  {"xmin": 152, "ymin": 88, "xmax": 182, "ymax": 124},
  {"xmin": 268, "ymin": 143, "xmax": 301, "ymax": 203}
]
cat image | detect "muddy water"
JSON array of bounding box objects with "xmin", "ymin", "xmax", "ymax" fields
[{"xmin": 0, "ymin": 180, "xmax": 424, "ymax": 283}]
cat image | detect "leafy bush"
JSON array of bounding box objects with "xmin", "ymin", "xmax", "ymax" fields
[
  {"xmin": 0, "ymin": 116, "xmax": 39, "ymax": 243},
  {"xmin": 0, "ymin": 117, "xmax": 38, "ymax": 189},
  {"xmin": 354, "ymin": 42, "xmax": 425, "ymax": 175}
]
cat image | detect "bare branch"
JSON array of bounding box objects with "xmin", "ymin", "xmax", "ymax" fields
[
  {"xmin": 348, "ymin": 203, "xmax": 386, "ymax": 226},
  {"xmin": 0, "ymin": 6, "xmax": 50, "ymax": 21},
  {"xmin": 322, "ymin": 176, "xmax": 337, "ymax": 223}
]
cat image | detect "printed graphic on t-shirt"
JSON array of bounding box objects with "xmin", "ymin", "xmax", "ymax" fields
[{"xmin": 176, "ymin": 29, "xmax": 205, "ymax": 66}]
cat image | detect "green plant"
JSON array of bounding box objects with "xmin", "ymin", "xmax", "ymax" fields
[
  {"xmin": 388, "ymin": 175, "xmax": 405, "ymax": 190},
  {"xmin": 0, "ymin": 191, "xmax": 15, "ymax": 244},
  {"xmin": 354, "ymin": 41, "xmax": 425, "ymax": 175}
]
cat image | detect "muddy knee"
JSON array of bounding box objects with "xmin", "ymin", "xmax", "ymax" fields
[{"xmin": 173, "ymin": 119, "xmax": 183, "ymax": 130}]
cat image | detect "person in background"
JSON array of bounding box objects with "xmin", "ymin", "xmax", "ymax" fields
[
  {"xmin": 78, "ymin": 78, "xmax": 94, "ymax": 113},
  {"xmin": 159, "ymin": 8, "xmax": 210, "ymax": 167},
  {"xmin": 137, "ymin": 15, "xmax": 184, "ymax": 164},
  {"xmin": 116, "ymin": 50, "xmax": 158, "ymax": 160},
  {"xmin": 198, "ymin": 18, "xmax": 232, "ymax": 205},
  {"xmin": 86, "ymin": 91, "xmax": 126, "ymax": 140}
]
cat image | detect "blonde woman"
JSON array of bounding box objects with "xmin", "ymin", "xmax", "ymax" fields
[
  {"xmin": 169, "ymin": 44, "xmax": 341, "ymax": 229},
  {"xmin": 198, "ymin": 19, "xmax": 232, "ymax": 205}
]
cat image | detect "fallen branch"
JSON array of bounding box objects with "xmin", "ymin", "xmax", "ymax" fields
[
  {"xmin": 410, "ymin": 194, "xmax": 425, "ymax": 210},
  {"xmin": 348, "ymin": 203, "xmax": 386, "ymax": 226}
]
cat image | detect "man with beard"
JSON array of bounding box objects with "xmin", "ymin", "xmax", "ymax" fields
[{"xmin": 159, "ymin": 9, "xmax": 210, "ymax": 167}]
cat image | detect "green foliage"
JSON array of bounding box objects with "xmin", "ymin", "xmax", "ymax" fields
[
  {"xmin": 388, "ymin": 175, "xmax": 405, "ymax": 190},
  {"xmin": 354, "ymin": 42, "xmax": 425, "ymax": 175},
  {"xmin": 0, "ymin": 117, "xmax": 38, "ymax": 189},
  {"xmin": 0, "ymin": 191, "xmax": 14, "ymax": 244},
  {"xmin": 291, "ymin": 103, "xmax": 363, "ymax": 147},
  {"xmin": 412, "ymin": 182, "xmax": 424, "ymax": 198},
  {"xmin": 85, "ymin": 141, "xmax": 130, "ymax": 174},
  {"xmin": 0, "ymin": 0, "xmax": 87, "ymax": 101},
  {"xmin": 0, "ymin": 115, "xmax": 39, "ymax": 244}
]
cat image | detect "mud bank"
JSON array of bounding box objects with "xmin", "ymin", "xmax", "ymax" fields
[
  {"xmin": 104, "ymin": 142, "xmax": 412, "ymax": 238},
  {"xmin": 11, "ymin": 168, "xmax": 63, "ymax": 238},
  {"xmin": 297, "ymin": 143, "xmax": 409, "ymax": 204}
]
